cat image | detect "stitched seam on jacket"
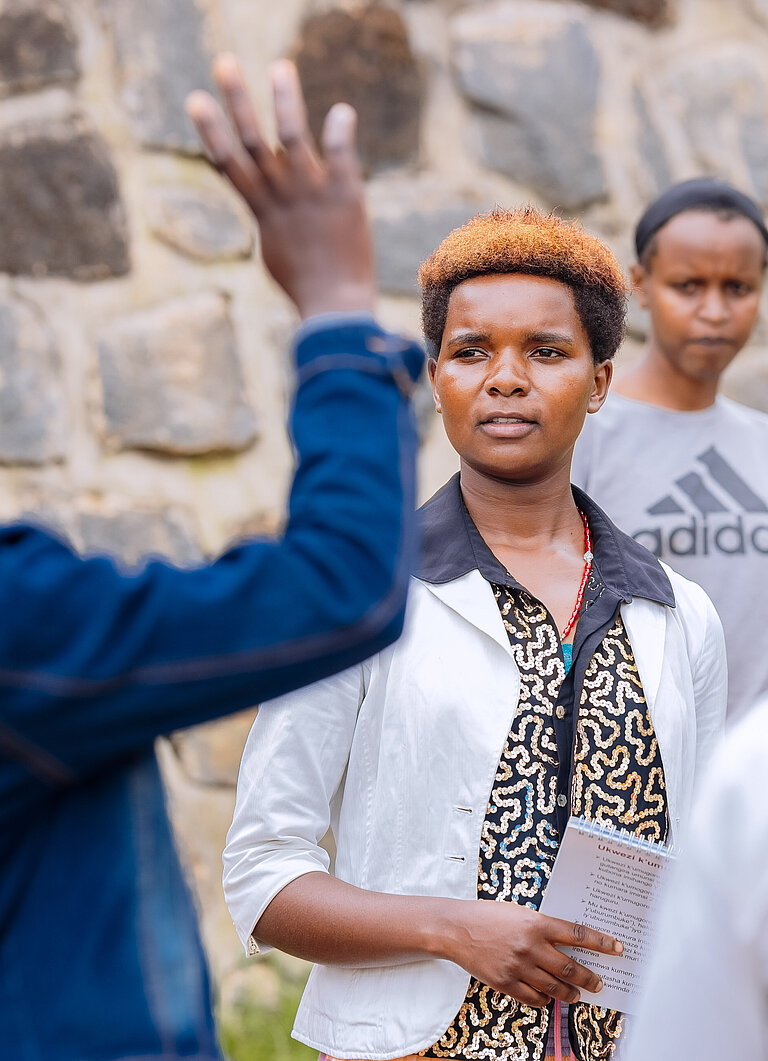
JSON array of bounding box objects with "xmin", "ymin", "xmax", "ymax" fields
[
  {"xmin": 0, "ymin": 404, "xmax": 415, "ymax": 700},
  {"xmin": 0, "ymin": 721, "xmax": 75, "ymax": 783}
]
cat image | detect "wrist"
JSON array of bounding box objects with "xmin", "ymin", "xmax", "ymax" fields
[
  {"xmin": 295, "ymin": 281, "xmax": 375, "ymax": 321},
  {"xmin": 418, "ymin": 897, "xmax": 468, "ymax": 964}
]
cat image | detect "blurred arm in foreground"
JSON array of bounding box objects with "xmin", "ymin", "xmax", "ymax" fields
[
  {"xmin": 0, "ymin": 56, "xmax": 422, "ymax": 1061},
  {"xmin": 626, "ymin": 700, "xmax": 768, "ymax": 1061}
]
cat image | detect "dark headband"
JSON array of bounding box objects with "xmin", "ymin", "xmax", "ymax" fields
[{"xmin": 635, "ymin": 178, "xmax": 768, "ymax": 258}]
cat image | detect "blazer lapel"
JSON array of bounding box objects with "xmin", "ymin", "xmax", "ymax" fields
[
  {"xmin": 621, "ymin": 597, "xmax": 665, "ymax": 719},
  {"xmin": 417, "ymin": 570, "xmax": 514, "ymax": 657}
]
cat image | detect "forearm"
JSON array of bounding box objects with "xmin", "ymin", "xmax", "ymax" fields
[
  {"xmin": 253, "ymin": 871, "xmax": 620, "ymax": 1009},
  {"xmin": 255, "ymin": 872, "xmax": 460, "ymax": 967},
  {"xmin": 0, "ymin": 316, "xmax": 422, "ymax": 783}
]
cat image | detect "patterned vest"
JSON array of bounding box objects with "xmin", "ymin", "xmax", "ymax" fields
[{"xmin": 421, "ymin": 584, "xmax": 668, "ymax": 1061}]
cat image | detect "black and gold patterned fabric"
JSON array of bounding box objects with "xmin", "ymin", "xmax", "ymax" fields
[{"xmin": 421, "ymin": 578, "xmax": 668, "ymax": 1061}]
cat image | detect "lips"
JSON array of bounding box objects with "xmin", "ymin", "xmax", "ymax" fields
[
  {"xmin": 477, "ymin": 412, "xmax": 537, "ymax": 438},
  {"xmin": 480, "ymin": 412, "xmax": 536, "ymax": 425},
  {"xmin": 687, "ymin": 336, "xmax": 734, "ymax": 347}
]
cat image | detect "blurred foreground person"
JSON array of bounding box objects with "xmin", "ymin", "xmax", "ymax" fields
[
  {"xmin": 224, "ymin": 207, "xmax": 726, "ymax": 1061},
  {"xmin": 0, "ymin": 56, "xmax": 422, "ymax": 1061},
  {"xmin": 573, "ymin": 178, "xmax": 768, "ymax": 720},
  {"xmin": 626, "ymin": 699, "xmax": 768, "ymax": 1060}
]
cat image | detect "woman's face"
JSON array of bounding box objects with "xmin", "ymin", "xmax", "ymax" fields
[
  {"xmin": 632, "ymin": 210, "xmax": 765, "ymax": 383},
  {"xmin": 429, "ymin": 273, "xmax": 611, "ymax": 484}
]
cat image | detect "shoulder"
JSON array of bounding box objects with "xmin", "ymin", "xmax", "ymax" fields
[
  {"xmin": 573, "ymin": 395, "xmax": 650, "ymax": 483},
  {"xmin": 659, "ymin": 561, "xmax": 724, "ymax": 657},
  {"xmin": 594, "ymin": 391, "xmax": 652, "ymax": 423},
  {"xmin": 660, "ymin": 561, "xmax": 716, "ymax": 612},
  {"xmin": 580, "ymin": 393, "xmax": 640, "ymax": 439},
  {"xmin": 716, "ymin": 395, "xmax": 768, "ymax": 431}
]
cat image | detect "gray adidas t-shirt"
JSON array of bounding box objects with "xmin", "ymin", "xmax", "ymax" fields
[{"xmin": 572, "ymin": 393, "xmax": 768, "ymax": 721}]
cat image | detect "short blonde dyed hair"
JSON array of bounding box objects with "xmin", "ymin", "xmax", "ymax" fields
[{"xmin": 418, "ymin": 205, "xmax": 628, "ymax": 362}]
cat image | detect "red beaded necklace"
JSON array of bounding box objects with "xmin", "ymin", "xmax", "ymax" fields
[{"xmin": 560, "ymin": 510, "xmax": 592, "ymax": 641}]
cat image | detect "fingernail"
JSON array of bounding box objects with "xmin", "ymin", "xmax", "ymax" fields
[
  {"xmin": 596, "ymin": 979, "xmax": 603, "ymax": 991},
  {"xmin": 185, "ymin": 92, "xmax": 213, "ymax": 119},
  {"xmin": 213, "ymin": 53, "xmax": 240, "ymax": 80},
  {"xmin": 327, "ymin": 102, "xmax": 355, "ymax": 125},
  {"xmin": 271, "ymin": 59, "xmax": 293, "ymax": 92},
  {"xmin": 614, "ymin": 941, "xmax": 624, "ymax": 954},
  {"xmin": 324, "ymin": 103, "xmax": 355, "ymax": 144}
]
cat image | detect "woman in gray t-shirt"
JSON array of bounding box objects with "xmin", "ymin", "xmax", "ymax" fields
[{"xmin": 573, "ymin": 178, "xmax": 768, "ymax": 721}]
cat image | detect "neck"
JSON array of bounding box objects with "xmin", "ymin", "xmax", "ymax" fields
[
  {"xmin": 614, "ymin": 342, "xmax": 719, "ymax": 411},
  {"xmin": 459, "ymin": 461, "xmax": 582, "ymax": 551}
]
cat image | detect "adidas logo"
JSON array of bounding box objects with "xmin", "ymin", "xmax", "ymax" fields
[{"xmin": 633, "ymin": 446, "xmax": 768, "ymax": 557}]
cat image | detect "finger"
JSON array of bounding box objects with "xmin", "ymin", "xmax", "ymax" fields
[
  {"xmin": 529, "ymin": 970, "xmax": 582, "ymax": 1006},
  {"xmin": 508, "ymin": 983, "xmax": 551, "ymax": 1008},
  {"xmin": 270, "ymin": 59, "xmax": 318, "ymax": 170},
  {"xmin": 212, "ymin": 53, "xmax": 281, "ymax": 186},
  {"xmin": 186, "ymin": 90, "xmax": 234, "ymax": 165},
  {"xmin": 541, "ymin": 945, "xmax": 604, "ymax": 994},
  {"xmin": 321, "ymin": 102, "xmax": 361, "ymax": 187},
  {"xmin": 550, "ymin": 918, "xmax": 623, "ymax": 956},
  {"xmin": 186, "ymin": 91, "xmax": 266, "ymax": 212}
]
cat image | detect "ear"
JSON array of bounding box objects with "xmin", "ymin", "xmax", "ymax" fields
[
  {"xmin": 588, "ymin": 359, "xmax": 613, "ymax": 414},
  {"xmin": 631, "ymin": 263, "xmax": 650, "ymax": 309},
  {"xmin": 428, "ymin": 357, "xmax": 442, "ymax": 413}
]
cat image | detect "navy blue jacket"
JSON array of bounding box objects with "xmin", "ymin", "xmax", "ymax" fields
[{"xmin": 0, "ymin": 314, "xmax": 422, "ymax": 1061}]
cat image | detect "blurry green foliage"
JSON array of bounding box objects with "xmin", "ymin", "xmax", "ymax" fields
[{"xmin": 219, "ymin": 965, "xmax": 316, "ymax": 1061}]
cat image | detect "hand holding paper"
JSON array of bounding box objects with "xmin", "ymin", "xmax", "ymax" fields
[
  {"xmin": 440, "ymin": 889, "xmax": 624, "ymax": 1008},
  {"xmin": 539, "ymin": 817, "xmax": 674, "ymax": 1014}
]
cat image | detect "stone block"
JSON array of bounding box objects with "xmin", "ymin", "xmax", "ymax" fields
[
  {"xmin": 0, "ymin": 294, "xmax": 66, "ymax": 464},
  {"xmin": 14, "ymin": 502, "xmax": 72, "ymax": 542},
  {"xmin": 77, "ymin": 508, "xmax": 203, "ymax": 569},
  {"xmin": 156, "ymin": 738, "xmax": 241, "ymax": 982},
  {"xmin": 293, "ymin": 4, "xmax": 422, "ymax": 172},
  {"xmin": 633, "ymin": 85, "xmax": 672, "ymax": 196},
  {"xmin": 169, "ymin": 709, "xmax": 258, "ymax": 787},
  {"xmin": 722, "ymin": 349, "xmax": 768, "ymax": 415},
  {"xmin": 574, "ymin": 0, "xmax": 672, "ymax": 26},
  {"xmin": 654, "ymin": 45, "xmax": 768, "ymax": 206},
  {"xmin": 747, "ymin": 0, "xmax": 768, "ymax": 29},
  {"xmin": 104, "ymin": 0, "xmax": 215, "ymax": 153},
  {"xmin": 97, "ymin": 292, "xmax": 258, "ymax": 456},
  {"xmin": 0, "ymin": 119, "xmax": 130, "ymax": 279},
  {"xmin": 374, "ymin": 203, "xmax": 480, "ymax": 296},
  {"xmin": 146, "ymin": 186, "xmax": 253, "ymax": 261},
  {"xmin": 452, "ymin": 2, "xmax": 606, "ymax": 209},
  {"xmin": 0, "ymin": 0, "xmax": 79, "ymax": 95},
  {"xmin": 626, "ymin": 298, "xmax": 650, "ymax": 342}
]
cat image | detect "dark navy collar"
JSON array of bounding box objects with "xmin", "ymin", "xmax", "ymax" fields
[{"xmin": 418, "ymin": 473, "xmax": 675, "ymax": 608}]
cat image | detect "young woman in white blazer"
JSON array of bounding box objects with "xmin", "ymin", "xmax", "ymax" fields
[{"xmin": 224, "ymin": 207, "xmax": 727, "ymax": 1061}]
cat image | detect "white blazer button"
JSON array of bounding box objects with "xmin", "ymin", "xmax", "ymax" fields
[{"xmin": 555, "ymin": 706, "xmax": 566, "ymax": 719}]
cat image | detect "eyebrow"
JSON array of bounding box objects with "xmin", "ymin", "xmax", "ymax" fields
[
  {"xmin": 445, "ymin": 329, "xmax": 576, "ymax": 348},
  {"xmin": 525, "ymin": 330, "xmax": 576, "ymax": 345},
  {"xmin": 445, "ymin": 331, "xmax": 491, "ymax": 349}
]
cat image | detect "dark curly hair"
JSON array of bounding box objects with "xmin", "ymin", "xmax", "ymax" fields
[{"xmin": 418, "ymin": 206, "xmax": 628, "ymax": 364}]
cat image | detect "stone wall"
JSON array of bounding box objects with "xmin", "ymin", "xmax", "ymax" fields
[{"xmin": 5, "ymin": 0, "xmax": 768, "ymax": 1021}]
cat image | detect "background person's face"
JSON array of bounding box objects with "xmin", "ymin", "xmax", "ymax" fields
[
  {"xmin": 429, "ymin": 273, "xmax": 611, "ymax": 484},
  {"xmin": 633, "ymin": 211, "xmax": 766, "ymax": 382}
]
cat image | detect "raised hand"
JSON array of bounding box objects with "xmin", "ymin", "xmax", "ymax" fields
[
  {"xmin": 442, "ymin": 900, "xmax": 622, "ymax": 1007},
  {"xmin": 186, "ymin": 55, "xmax": 374, "ymax": 320}
]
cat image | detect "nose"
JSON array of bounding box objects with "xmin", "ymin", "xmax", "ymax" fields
[
  {"xmin": 485, "ymin": 351, "xmax": 529, "ymax": 396},
  {"xmin": 697, "ymin": 285, "xmax": 729, "ymax": 325}
]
